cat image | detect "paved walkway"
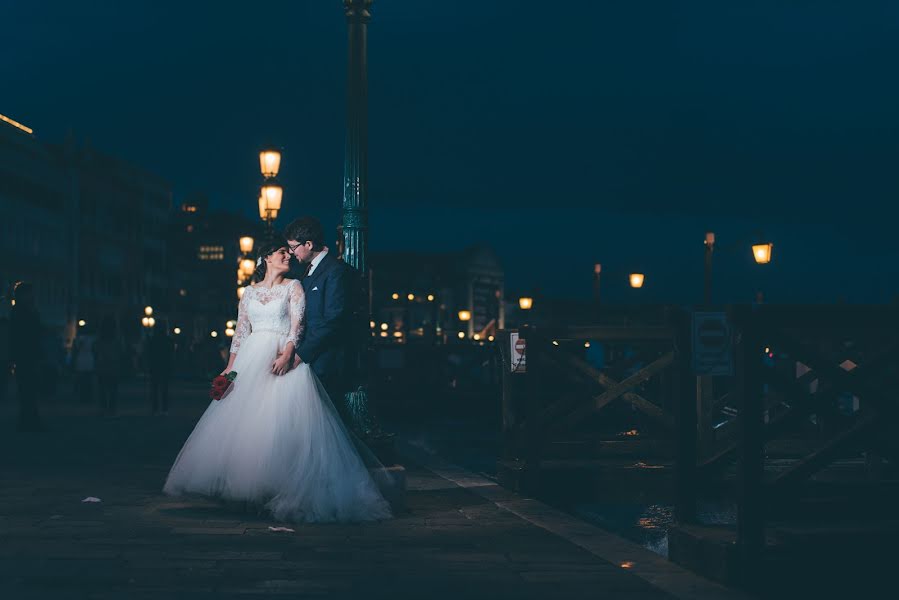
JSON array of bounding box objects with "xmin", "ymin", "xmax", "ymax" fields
[{"xmin": 0, "ymin": 381, "xmax": 748, "ymax": 599}]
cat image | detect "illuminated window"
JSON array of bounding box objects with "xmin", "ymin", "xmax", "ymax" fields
[{"xmin": 198, "ymin": 245, "xmax": 225, "ymax": 261}]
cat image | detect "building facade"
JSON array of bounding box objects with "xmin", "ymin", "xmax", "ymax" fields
[{"xmin": 0, "ymin": 113, "xmax": 172, "ymax": 353}]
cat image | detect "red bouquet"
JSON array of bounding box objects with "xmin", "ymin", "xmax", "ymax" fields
[{"xmin": 209, "ymin": 371, "xmax": 237, "ymax": 401}]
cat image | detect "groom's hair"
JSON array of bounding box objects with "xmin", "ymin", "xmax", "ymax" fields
[{"xmin": 284, "ymin": 217, "xmax": 325, "ymax": 251}]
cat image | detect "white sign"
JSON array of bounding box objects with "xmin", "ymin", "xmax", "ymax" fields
[
  {"xmin": 692, "ymin": 312, "xmax": 733, "ymax": 376},
  {"xmin": 509, "ymin": 331, "xmax": 527, "ymax": 373}
]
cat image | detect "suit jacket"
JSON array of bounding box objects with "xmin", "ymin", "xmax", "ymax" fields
[{"xmin": 295, "ymin": 251, "xmax": 358, "ymax": 381}]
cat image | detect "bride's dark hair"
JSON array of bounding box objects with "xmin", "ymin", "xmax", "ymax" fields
[{"xmin": 251, "ymin": 238, "xmax": 289, "ymax": 283}]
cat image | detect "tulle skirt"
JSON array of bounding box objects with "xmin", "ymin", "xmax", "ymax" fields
[{"xmin": 163, "ymin": 330, "xmax": 392, "ymax": 523}]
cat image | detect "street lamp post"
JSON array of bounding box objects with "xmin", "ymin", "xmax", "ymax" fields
[
  {"xmin": 592, "ymin": 263, "xmax": 602, "ymax": 305},
  {"xmin": 704, "ymin": 232, "xmax": 715, "ymax": 306},
  {"xmin": 340, "ymin": 0, "xmax": 383, "ymax": 441}
]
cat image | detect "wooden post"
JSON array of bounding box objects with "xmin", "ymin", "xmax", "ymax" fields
[
  {"xmin": 522, "ymin": 326, "xmax": 542, "ymax": 483},
  {"xmin": 673, "ymin": 308, "xmax": 698, "ymax": 524},
  {"xmin": 499, "ymin": 330, "xmax": 521, "ymax": 459},
  {"xmin": 734, "ymin": 306, "xmax": 765, "ymax": 587}
]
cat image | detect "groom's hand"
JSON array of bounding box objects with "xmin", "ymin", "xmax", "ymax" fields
[{"xmin": 271, "ymin": 353, "xmax": 291, "ymax": 376}]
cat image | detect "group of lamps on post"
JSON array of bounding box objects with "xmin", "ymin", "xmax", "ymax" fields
[
  {"xmin": 237, "ymin": 235, "xmax": 255, "ymax": 300},
  {"xmin": 141, "ymin": 305, "xmax": 156, "ymax": 329},
  {"xmin": 623, "ymin": 234, "xmax": 773, "ymax": 296},
  {"xmin": 258, "ymin": 149, "xmax": 283, "ymax": 234}
]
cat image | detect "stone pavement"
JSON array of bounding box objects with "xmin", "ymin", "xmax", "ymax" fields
[{"xmin": 0, "ymin": 380, "xmax": 748, "ymax": 599}]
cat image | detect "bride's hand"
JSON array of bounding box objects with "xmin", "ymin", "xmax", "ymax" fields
[{"xmin": 271, "ymin": 353, "xmax": 292, "ymax": 376}]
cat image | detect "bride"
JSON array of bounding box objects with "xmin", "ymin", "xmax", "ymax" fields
[{"xmin": 163, "ymin": 240, "xmax": 392, "ymax": 523}]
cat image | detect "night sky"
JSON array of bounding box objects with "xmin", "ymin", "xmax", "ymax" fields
[{"xmin": 5, "ymin": 1, "xmax": 899, "ymax": 304}]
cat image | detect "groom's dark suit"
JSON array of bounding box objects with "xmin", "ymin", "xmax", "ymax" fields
[{"xmin": 295, "ymin": 250, "xmax": 358, "ymax": 404}]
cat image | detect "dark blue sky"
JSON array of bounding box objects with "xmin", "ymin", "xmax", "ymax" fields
[{"xmin": 5, "ymin": 1, "xmax": 899, "ymax": 304}]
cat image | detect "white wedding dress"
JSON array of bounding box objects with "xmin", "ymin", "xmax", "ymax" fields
[{"xmin": 163, "ymin": 279, "xmax": 391, "ymax": 523}]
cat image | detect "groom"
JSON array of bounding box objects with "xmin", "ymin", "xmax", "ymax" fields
[{"xmin": 285, "ymin": 216, "xmax": 358, "ymax": 412}]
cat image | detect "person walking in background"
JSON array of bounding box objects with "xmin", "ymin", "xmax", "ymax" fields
[
  {"xmin": 147, "ymin": 326, "xmax": 174, "ymax": 415},
  {"xmin": 94, "ymin": 316, "xmax": 123, "ymax": 417},
  {"xmin": 8, "ymin": 282, "xmax": 45, "ymax": 432},
  {"xmin": 71, "ymin": 326, "xmax": 96, "ymax": 404}
]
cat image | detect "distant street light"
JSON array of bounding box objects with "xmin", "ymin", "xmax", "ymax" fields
[
  {"xmin": 142, "ymin": 316, "xmax": 156, "ymax": 328},
  {"xmin": 458, "ymin": 310, "xmax": 472, "ymax": 322},
  {"xmin": 518, "ymin": 297, "xmax": 533, "ymax": 310},
  {"xmin": 173, "ymin": 327, "xmax": 181, "ymax": 335},
  {"xmin": 629, "ymin": 273, "xmax": 645, "ymax": 289},
  {"xmin": 78, "ymin": 319, "xmax": 86, "ymax": 327},
  {"xmin": 239, "ymin": 236, "xmax": 255, "ymax": 253},
  {"xmin": 144, "ymin": 305, "xmax": 153, "ymax": 316},
  {"xmin": 240, "ymin": 258, "xmax": 255, "ymax": 277},
  {"xmin": 407, "ymin": 293, "xmax": 415, "ymax": 301},
  {"xmin": 752, "ymin": 242, "xmax": 773, "ymax": 265}
]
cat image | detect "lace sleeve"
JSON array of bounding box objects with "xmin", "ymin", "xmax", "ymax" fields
[
  {"xmin": 287, "ymin": 279, "xmax": 305, "ymax": 348},
  {"xmin": 229, "ymin": 287, "xmax": 252, "ymax": 354}
]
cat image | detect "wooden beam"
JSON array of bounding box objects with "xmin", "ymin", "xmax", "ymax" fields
[
  {"xmin": 552, "ymin": 352, "xmax": 676, "ymax": 430},
  {"xmin": 530, "ymin": 326, "xmax": 676, "ymax": 342},
  {"xmin": 768, "ymin": 413, "xmax": 877, "ymax": 493}
]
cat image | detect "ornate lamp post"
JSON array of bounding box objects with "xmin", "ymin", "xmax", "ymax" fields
[
  {"xmin": 340, "ymin": 0, "xmax": 383, "ymax": 440},
  {"xmin": 629, "ymin": 273, "xmax": 645, "ymax": 289}
]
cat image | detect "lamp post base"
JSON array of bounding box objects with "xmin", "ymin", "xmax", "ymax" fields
[{"xmin": 344, "ymin": 385, "xmax": 395, "ymax": 464}]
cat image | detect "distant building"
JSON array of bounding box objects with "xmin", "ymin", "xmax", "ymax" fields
[
  {"xmin": 370, "ymin": 246, "xmax": 504, "ymax": 343},
  {"xmin": 168, "ymin": 195, "xmax": 263, "ymax": 342},
  {"xmin": 0, "ymin": 113, "xmax": 172, "ymax": 350}
]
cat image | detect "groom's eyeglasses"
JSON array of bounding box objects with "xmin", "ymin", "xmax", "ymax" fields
[{"xmin": 288, "ymin": 242, "xmax": 306, "ymax": 252}]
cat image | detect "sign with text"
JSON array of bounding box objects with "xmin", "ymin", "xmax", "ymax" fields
[
  {"xmin": 691, "ymin": 312, "xmax": 733, "ymax": 376},
  {"xmin": 509, "ymin": 331, "xmax": 527, "ymax": 373}
]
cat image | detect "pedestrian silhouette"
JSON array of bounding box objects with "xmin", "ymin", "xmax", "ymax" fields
[
  {"xmin": 95, "ymin": 316, "xmax": 123, "ymax": 416},
  {"xmin": 147, "ymin": 326, "xmax": 175, "ymax": 415},
  {"xmin": 9, "ymin": 282, "xmax": 45, "ymax": 431}
]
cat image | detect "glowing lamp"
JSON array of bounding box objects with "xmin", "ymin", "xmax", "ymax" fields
[
  {"xmin": 240, "ymin": 258, "xmax": 256, "ymax": 277},
  {"xmin": 174, "ymin": 327, "xmax": 181, "ymax": 335},
  {"xmin": 427, "ymin": 294, "xmax": 435, "ymax": 302},
  {"xmin": 144, "ymin": 306, "xmax": 153, "ymax": 316},
  {"xmin": 78, "ymin": 319, "xmax": 86, "ymax": 327},
  {"xmin": 518, "ymin": 297, "xmax": 533, "ymax": 310},
  {"xmin": 457, "ymin": 331, "xmax": 466, "ymax": 339},
  {"xmin": 391, "ymin": 293, "xmax": 399, "ymax": 300},
  {"xmin": 458, "ymin": 310, "xmax": 472, "ymax": 322},
  {"xmin": 752, "ymin": 242, "xmax": 773, "ymax": 265},
  {"xmin": 225, "ymin": 328, "xmax": 235, "ymax": 337},
  {"xmin": 407, "ymin": 293, "xmax": 415, "ymax": 301},
  {"xmin": 380, "ymin": 323, "xmax": 388, "ymax": 331},
  {"xmin": 239, "ymin": 236, "xmax": 254, "ymax": 253},
  {"xmin": 629, "ymin": 273, "xmax": 645, "ymax": 288},
  {"xmin": 259, "ymin": 149, "xmax": 282, "ymax": 178},
  {"xmin": 210, "ymin": 331, "xmax": 218, "ymax": 338}
]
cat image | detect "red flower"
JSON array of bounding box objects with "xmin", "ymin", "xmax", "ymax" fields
[{"xmin": 209, "ymin": 371, "xmax": 237, "ymax": 401}]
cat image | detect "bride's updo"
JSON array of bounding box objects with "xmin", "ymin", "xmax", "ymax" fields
[{"xmin": 251, "ymin": 238, "xmax": 289, "ymax": 283}]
